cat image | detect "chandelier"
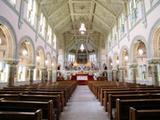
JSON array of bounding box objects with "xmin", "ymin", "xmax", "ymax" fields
[
  {"xmin": 79, "ymin": 23, "xmax": 86, "ymax": 34},
  {"xmin": 80, "ymin": 44, "xmax": 85, "ymax": 51}
]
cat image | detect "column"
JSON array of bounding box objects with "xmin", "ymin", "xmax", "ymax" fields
[
  {"xmin": 47, "ymin": 68, "xmax": 52, "ymax": 82},
  {"xmin": 5, "ymin": 59, "xmax": 18, "ymax": 87},
  {"xmin": 27, "ymin": 65, "xmax": 35, "ymax": 85},
  {"xmin": 119, "ymin": 66, "xmax": 126, "ymax": 82},
  {"xmin": 112, "ymin": 68, "xmax": 118, "ymax": 81},
  {"xmin": 107, "ymin": 70, "xmax": 112, "ymax": 81},
  {"xmin": 40, "ymin": 67, "xmax": 47, "ymax": 83},
  {"xmin": 52, "ymin": 68, "xmax": 57, "ymax": 82},
  {"xmin": 129, "ymin": 63, "xmax": 138, "ymax": 83},
  {"xmin": 148, "ymin": 59, "xmax": 160, "ymax": 86}
]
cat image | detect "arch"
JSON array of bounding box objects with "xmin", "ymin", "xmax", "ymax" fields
[
  {"xmin": 148, "ymin": 18, "xmax": 160, "ymax": 58},
  {"xmin": 36, "ymin": 46, "xmax": 45, "ymax": 67},
  {"xmin": 0, "ymin": 16, "xmax": 17, "ymax": 59},
  {"xmin": 152, "ymin": 28, "xmax": 160, "ymax": 57},
  {"xmin": 18, "ymin": 36, "xmax": 35, "ymax": 65},
  {"xmin": 119, "ymin": 46, "xmax": 129, "ymax": 66},
  {"xmin": 130, "ymin": 35, "xmax": 147, "ymax": 63}
]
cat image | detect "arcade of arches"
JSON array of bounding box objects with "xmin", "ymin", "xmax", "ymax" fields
[
  {"xmin": 0, "ymin": 23, "xmax": 56, "ymax": 87},
  {"xmin": 1, "ymin": 0, "xmax": 160, "ymax": 120}
]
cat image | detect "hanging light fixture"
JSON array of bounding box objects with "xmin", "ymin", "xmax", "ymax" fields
[
  {"xmin": 45, "ymin": 59, "xmax": 48, "ymax": 65},
  {"xmin": 116, "ymin": 59, "xmax": 119, "ymax": 65},
  {"xmin": 80, "ymin": 44, "xmax": 85, "ymax": 52},
  {"xmin": 36, "ymin": 55, "xmax": 40, "ymax": 61},
  {"xmin": 51, "ymin": 62, "xmax": 54, "ymax": 67},
  {"xmin": 124, "ymin": 55, "xmax": 128, "ymax": 61},
  {"xmin": 138, "ymin": 48, "xmax": 143, "ymax": 56},
  {"xmin": 22, "ymin": 49, "xmax": 28, "ymax": 56},
  {"xmin": 79, "ymin": 23, "xmax": 86, "ymax": 35}
]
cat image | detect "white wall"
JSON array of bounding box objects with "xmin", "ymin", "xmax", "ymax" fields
[
  {"xmin": 107, "ymin": 1, "xmax": 160, "ymax": 84},
  {"xmin": 0, "ymin": 0, "xmax": 58, "ymax": 86}
]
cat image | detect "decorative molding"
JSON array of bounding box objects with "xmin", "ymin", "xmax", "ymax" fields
[
  {"xmin": 0, "ymin": 16, "xmax": 18, "ymax": 60},
  {"xmin": 148, "ymin": 58, "xmax": 160, "ymax": 64},
  {"xmin": 129, "ymin": 63, "xmax": 138, "ymax": 68}
]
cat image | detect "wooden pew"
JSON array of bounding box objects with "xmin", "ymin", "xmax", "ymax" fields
[
  {"xmin": 101, "ymin": 87, "xmax": 160, "ymax": 105},
  {"xmin": 0, "ymin": 94, "xmax": 60, "ymax": 120},
  {"xmin": 0, "ymin": 99, "xmax": 54, "ymax": 120},
  {"xmin": 116, "ymin": 99, "xmax": 160, "ymax": 120},
  {"xmin": 108, "ymin": 93, "xmax": 160, "ymax": 120},
  {"xmin": 103, "ymin": 89, "xmax": 160, "ymax": 111},
  {"xmin": 0, "ymin": 90, "xmax": 65, "ymax": 109},
  {"xmin": 129, "ymin": 107, "xmax": 160, "ymax": 120},
  {"xmin": 0, "ymin": 109, "xmax": 42, "ymax": 120}
]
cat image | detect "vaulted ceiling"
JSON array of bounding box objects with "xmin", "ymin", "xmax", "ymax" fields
[{"xmin": 38, "ymin": 0, "xmax": 125, "ymax": 53}]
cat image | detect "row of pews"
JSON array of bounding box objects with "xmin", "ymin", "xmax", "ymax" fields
[
  {"xmin": 88, "ymin": 81, "xmax": 160, "ymax": 120},
  {"xmin": 0, "ymin": 80, "xmax": 77, "ymax": 120}
]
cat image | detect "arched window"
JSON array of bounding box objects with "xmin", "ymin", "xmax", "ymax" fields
[
  {"xmin": 128, "ymin": 0, "xmax": 142, "ymax": 28},
  {"xmin": 119, "ymin": 13, "xmax": 126, "ymax": 37},
  {"xmin": 108, "ymin": 34, "xmax": 112, "ymax": 51},
  {"xmin": 27, "ymin": 0, "xmax": 37, "ymax": 26},
  {"xmin": 89, "ymin": 54, "xmax": 96, "ymax": 62},
  {"xmin": 112, "ymin": 26, "xmax": 118, "ymax": 44},
  {"xmin": 47, "ymin": 25, "xmax": 52, "ymax": 45},
  {"xmin": 39, "ymin": 13, "xmax": 46, "ymax": 37},
  {"xmin": 53, "ymin": 33, "xmax": 57, "ymax": 49},
  {"xmin": 68, "ymin": 54, "xmax": 75, "ymax": 62}
]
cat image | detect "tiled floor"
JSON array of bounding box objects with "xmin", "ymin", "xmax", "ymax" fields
[{"xmin": 60, "ymin": 86, "xmax": 109, "ymax": 120}]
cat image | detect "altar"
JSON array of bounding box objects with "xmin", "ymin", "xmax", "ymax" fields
[{"xmin": 71, "ymin": 73, "xmax": 94, "ymax": 85}]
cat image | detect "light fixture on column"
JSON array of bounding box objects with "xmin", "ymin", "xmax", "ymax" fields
[
  {"xmin": 36, "ymin": 55, "xmax": 40, "ymax": 61},
  {"xmin": 124, "ymin": 55, "xmax": 128, "ymax": 61},
  {"xmin": 80, "ymin": 43, "xmax": 85, "ymax": 52},
  {"xmin": 51, "ymin": 62, "xmax": 54, "ymax": 67},
  {"xmin": 116, "ymin": 59, "xmax": 119, "ymax": 65},
  {"xmin": 45, "ymin": 60, "xmax": 48, "ymax": 65},
  {"xmin": 79, "ymin": 23, "xmax": 86, "ymax": 35},
  {"xmin": 22, "ymin": 49, "xmax": 28, "ymax": 56},
  {"xmin": 110, "ymin": 62, "xmax": 113, "ymax": 66},
  {"xmin": 138, "ymin": 48, "xmax": 143, "ymax": 56}
]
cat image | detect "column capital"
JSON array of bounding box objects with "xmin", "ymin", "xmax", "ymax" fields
[
  {"xmin": 148, "ymin": 58, "xmax": 160, "ymax": 64},
  {"xmin": 4, "ymin": 59, "xmax": 19, "ymax": 65},
  {"xmin": 37, "ymin": 66, "xmax": 47, "ymax": 70},
  {"xmin": 119, "ymin": 66, "xmax": 127, "ymax": 70},
  {"xmin": 27, "ymin": 64, "xmax": 35, "ymax": 69},
  {"xmin": 112, "ymin": 69, "xmax": 118, "ymax": 71},
  {"xmin": 129, "ymin": 63, "xmax": 138, "ymax": 68},
  {"xmin": 47, "ymin": 67, "xmax": 52, "ymax": 71},
  {"xmin": 42, "ymin": 67, "xmax": 48, "ymax": 70}
]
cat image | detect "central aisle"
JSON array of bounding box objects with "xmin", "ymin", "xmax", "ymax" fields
[{"xmin": 60, "ymin": 85, "xmax": 108, "ymax": 120}]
